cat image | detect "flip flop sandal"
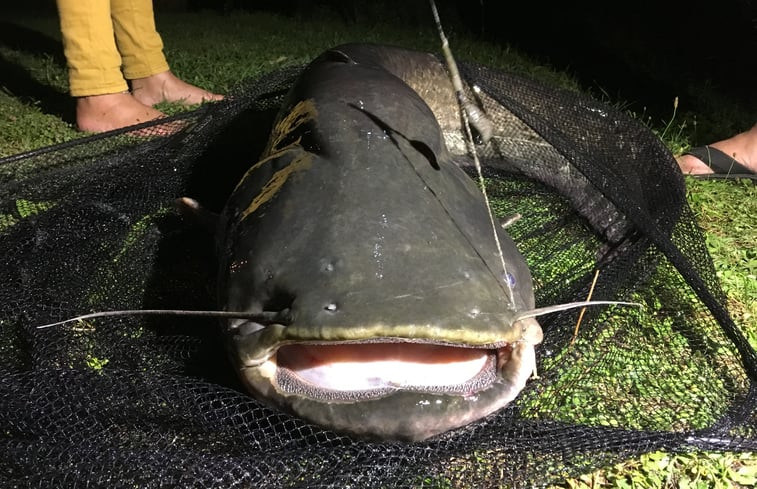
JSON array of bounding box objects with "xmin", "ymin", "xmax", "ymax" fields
[{"xmin": 682, "ymin": 146, "xmax": 756, "ymax": 180}]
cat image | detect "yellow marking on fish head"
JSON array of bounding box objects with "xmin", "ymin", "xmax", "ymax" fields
[
  {"xmin": 240, "ymin": 152, "xmax": 313, "ymax": 221},
  {"xmin": 266, "ymin": 99, "xmax": 318, "ymax": 154},
  {"xmin": 233, "ymin": 99, "xmax": 319, "ymax": 212},
  {"xmin": 233, "ymin": 145, "xmax": 301, "ymax": 193}
]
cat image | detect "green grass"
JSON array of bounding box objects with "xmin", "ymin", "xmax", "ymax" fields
[
  {"xmin": 1, "ymin": 8, "xmax": 754, "ymax": 488},
  {"xmin": 559, "ymin": 451, "xmax": 757, "ymax": 489},
  {"xmin": 0, "ymin": 89, "xmax": 77, "ymax": 156},
  {"xmin": 686, "ymin": 179, "xmax": 757, "ymax": 328}
]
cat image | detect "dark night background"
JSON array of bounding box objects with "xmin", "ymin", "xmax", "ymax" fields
[
  {"xmin": 4, "ymin": 0, "xmax": 756, "ymax": 139},
  {"xmin": 188, "ymin": 0, "xmax": 757, "ymax": 127}
]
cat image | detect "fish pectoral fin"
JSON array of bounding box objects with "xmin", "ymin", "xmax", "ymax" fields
[
  {"xmin": 175, "ymin": 197, "xmax": 220, "ymax": 233},
  {"xmin": 348, "ymin": 102, "xmax": 443, "ymax": 171},
  {"xmin": 408, "ymin": 139, "xmax": 440, "ymax": 170},
  {"xmin": 322, "ymin": 48, "xmax": 356, "ymax": 64}
]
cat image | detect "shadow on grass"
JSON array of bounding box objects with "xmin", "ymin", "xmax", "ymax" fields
[{"xmin": 0, "ymin": 22, "xmax": 74, "ymax": 124}]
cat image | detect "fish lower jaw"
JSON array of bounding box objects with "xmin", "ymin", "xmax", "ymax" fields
[{"xmin": 238, "ymin": 341, "xmax": 536, "ymax": 441}]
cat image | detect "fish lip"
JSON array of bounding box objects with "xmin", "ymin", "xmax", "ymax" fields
[
  {"xmin": 231, "ymin": 317, "xmax": 543, "ymax": 370},
  {"xmin": 270, "ymin": 337, "xmax": 511, "ymax": 348},
  {"xmin": 236, "ymin": 339, "xmax": 537, "ymax": 441},
  {"xmin": 235, "ymin": 335, "xmax": 512, "ymax": 368}
]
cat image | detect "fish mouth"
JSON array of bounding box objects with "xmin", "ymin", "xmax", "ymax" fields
[
  {"xmin": 275, "ymin": 342, "xmax": 503, "ymax": 401},
  {"xmin": 236, "ymin": 326, "xmax": 539, "ymax": 441}
]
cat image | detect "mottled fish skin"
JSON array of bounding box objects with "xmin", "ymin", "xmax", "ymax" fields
[{"xmin": 218, "ymin": 44, "xmax": 542, "ymax": 441}]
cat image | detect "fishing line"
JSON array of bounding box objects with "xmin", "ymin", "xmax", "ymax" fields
[{"xmin": 429, "ymin": 0, "xmax": 515, "ymax": 307}]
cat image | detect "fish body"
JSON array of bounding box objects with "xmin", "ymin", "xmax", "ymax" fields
[{"xmin": 218, "ymin": 44, "xmax": 542, "ymax": 441}]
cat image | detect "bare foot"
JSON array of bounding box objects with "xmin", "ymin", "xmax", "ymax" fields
[
  {"xmin": 130, "ymin": 71, "xmax": 223, "ymax": 107},
  {"xmin": 76, "ymin": 92, "xmax": 166, "ymax": 133},
  {"xmin": 677, "ymin": 124, "xmax": 757, "ymax": 175}
]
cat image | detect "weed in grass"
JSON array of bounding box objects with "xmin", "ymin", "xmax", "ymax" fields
[
  {"xmin": 15, "ymin": 198, "xmax": 55, "ymax": 218},
  {"xmin": 85, "ymin": 355, "xmax": 109, "ymax": 371},
  {"xmin": 655, "ymin": 98, "xmax": 695, "ymax": 157}
]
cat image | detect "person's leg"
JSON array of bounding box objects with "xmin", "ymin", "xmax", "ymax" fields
[
  {"xmin": 112, "ymin": 0, "xmax": 222, "ymax": 106},
  {"xmin": 111, "ymin": 0, "xmax": 169, "ymax": 81},
  {"xmin": 56, "ymin": 0, "xmax": 164, "ymax": 132},
  {"xmin": 677, "ymin": 124, "xmax": 757, "ymax": 175},
  {"xmin": 56, "ymin": 0, "xmax": 126, "ymax": 97}
]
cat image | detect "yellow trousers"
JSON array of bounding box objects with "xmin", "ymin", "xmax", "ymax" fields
[{"xmin": 56, "ymin": 0, "xmax": 170, "ymax": 96}]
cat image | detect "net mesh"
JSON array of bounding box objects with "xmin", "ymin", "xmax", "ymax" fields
[{"xmin": 1, "ymin": 57, "xmax": 754, "ymax": 488}]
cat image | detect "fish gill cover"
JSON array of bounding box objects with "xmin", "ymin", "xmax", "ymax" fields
[{"xmin": 0, "ymin": 57, "xmax": 755, "ymax": 487}]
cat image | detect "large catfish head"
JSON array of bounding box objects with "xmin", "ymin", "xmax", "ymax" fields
[{"xmin": 218, "ymin": 45, "xmax": 543, "ymax": 441}]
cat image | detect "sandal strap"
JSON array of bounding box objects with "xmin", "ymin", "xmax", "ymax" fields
[{"xmin": 683, "ymin": 145, "xmax": 754, "ymax": 178}]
